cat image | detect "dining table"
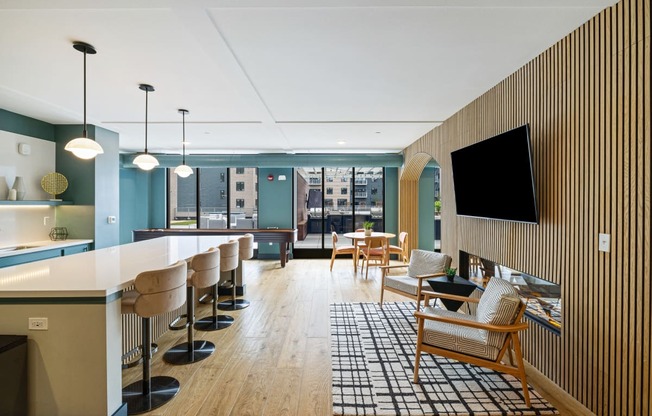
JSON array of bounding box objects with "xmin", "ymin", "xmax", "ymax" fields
[{"xmin": 342, "ymin": 231, "xmax": 396, "ymax": 272}]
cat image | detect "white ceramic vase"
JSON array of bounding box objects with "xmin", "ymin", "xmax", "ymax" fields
[
  {"xmin": 0, "ymin": 176, "xmax": 8, "ymax": 200},
  {"xmin": 12, "ymin": 176, "xmax": 26, "ymax": 201}
]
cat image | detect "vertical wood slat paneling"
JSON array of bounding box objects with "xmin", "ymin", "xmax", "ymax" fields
[{"xmin": 400, "ymin": 0, "xmax": 649, "ymax": 414}]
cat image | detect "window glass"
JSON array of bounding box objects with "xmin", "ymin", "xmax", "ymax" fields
[
  {"xmin": 229, "ymin": 167, "xmax": 258, "ymax": 229},
  {"xmin": 199, "ymin": 168, "xmax": 228, "ymax": 229},
  {"xmin": 168, "ymin": 168, "xmax": 197, "ymax": 228}
]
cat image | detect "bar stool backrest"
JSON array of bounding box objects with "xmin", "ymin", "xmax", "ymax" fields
[
  {"xmin": 238, "ymin": 234, "xmax": 255, "ymax": 260},
  {"xmin": 133, "ymin": 260, "xmax": 187, "ymax": 318},
  {"xmin": 219, "ymin": 240, "xmax": 239, "ymax": 273},
  {"xmin": 189, "ymin": 247, "xmax": 220, "ymax": 290}
]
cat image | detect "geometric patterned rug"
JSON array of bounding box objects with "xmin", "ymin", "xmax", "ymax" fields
[{"xmin": 331, "ymin": 302, "xmax": 559, "ymax": 415}]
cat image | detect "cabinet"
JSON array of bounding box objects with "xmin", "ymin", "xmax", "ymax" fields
[{"xmin": 0, "ymin": 243, "xmax": 91, "ymax": 268}]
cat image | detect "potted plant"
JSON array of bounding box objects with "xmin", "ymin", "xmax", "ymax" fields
[
  {"xmin": 363, "ymin": 221, "xmax": 374, "ymax": 236},
  {"xmin": 434, "ymin": 200, "xmax": 441, "ymax": 215},
  {"xmin": 445, "ymin": 267, "xmax": 457, "ymax": 281}
]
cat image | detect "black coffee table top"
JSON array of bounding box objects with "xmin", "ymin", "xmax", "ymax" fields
[{"xmin": 427, "ymin": 276, "xmax": 478, "ymax": 311}]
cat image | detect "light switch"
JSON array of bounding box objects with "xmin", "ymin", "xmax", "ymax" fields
[{"xmin": 598, "ymin": 233, "xmax": 610, "ymax": 252}]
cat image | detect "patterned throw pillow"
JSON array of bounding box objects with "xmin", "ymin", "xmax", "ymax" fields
[{"xmin": 407, "ymin": 249, "xmax": 451, "ymax": 277}]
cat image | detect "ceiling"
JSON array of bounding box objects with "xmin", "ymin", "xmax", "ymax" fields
[{"xmin": 0, "ymin": 1, "xmax": 615, "ymax": 156}]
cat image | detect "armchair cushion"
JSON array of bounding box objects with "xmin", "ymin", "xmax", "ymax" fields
[
  {"xmin": 476, "ymin": 278, "xmax": 521, "ymax": 349},
  {"xmin": 421, "ymin": 307, "xmax": 501, "ymax": 360},
  {"xmin": 384, "ymin": 275, "xmax": 430, "ymax": 296},
  {"xmin": 407, "ymin": 250, "xmax": 451, "ymax": 278}
]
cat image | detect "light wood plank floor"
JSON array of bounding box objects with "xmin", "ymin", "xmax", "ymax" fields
[{"xmin": 122, "ymin": 258, "xmax": 577, "ymax": 416}]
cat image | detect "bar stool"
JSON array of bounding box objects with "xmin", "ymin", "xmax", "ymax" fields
[
  {"xmin": 218, "ymin": 233, "xmax": 253, "ymax": 310},
  {"xmin": 194, "ymin": 239, "xmax": 238, "ymax": 331},
  {"xmin": 121, "ymin": 260, "xmax": 187, "ymax": 415},
  {"xmin": 163, "ymin": 247, "xmax": 219, "ymax": 365}
]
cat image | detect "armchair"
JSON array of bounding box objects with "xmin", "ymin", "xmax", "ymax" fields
[
  {"xmin": 413, "ymin": 277, "xmax": 531, "ymax": 407},
  {"xmin": 379, "ymin": 249, "xmax": 452, "ymax": 311}
]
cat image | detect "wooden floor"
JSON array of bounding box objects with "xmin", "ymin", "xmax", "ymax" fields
[{"xmin": 122, "ymin": 258, "xmax": 576, "ymax": 416}]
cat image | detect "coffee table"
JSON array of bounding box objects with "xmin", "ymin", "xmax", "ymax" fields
[{"xmin": 427, "ymin": 275, "xmax": 478, "ymax": 311}]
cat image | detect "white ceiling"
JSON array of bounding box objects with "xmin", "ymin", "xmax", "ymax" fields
[{"xmin": 0, "ymin": 0, "xmax": 615, "ymax": 155}]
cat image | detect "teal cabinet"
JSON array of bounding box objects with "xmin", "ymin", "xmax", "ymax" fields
[{"xmin": 0, "ymin": 243, "xmax": 91, "ymax": 268}]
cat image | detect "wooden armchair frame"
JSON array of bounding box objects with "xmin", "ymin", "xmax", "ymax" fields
[
  {"xmin": 413, "ymin": 289, "xmax": 531, "ymax": 407},
  {"xmin": 379, "ymin": 263, "xmax": 446, "ymax": 311}
]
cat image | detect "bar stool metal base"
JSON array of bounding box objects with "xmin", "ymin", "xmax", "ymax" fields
[
  {"xmin": 163, "ymin": 340, "xmax": 215, "ymax": 365},
  {"xmin": 217, "ymin": 299, "xmax": 250, "ymax": 310},
  {"xmin": 122, "ymin": 376, "xmax": 180, "ymax": 415},
  {"xmin": 194, "ymin": 314, "xmax": 234, "ymax": 331}
]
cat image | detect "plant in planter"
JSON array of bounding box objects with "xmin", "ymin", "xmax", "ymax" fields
[
  {"xmin": 363, "ymin": 221, "xmax": 374, "ymax": 236},
  {"xmin": 434, "ymin": 200, "xmax": 442, "ymax": 215},
  {"xmin": 445, "ymin": 267, "xmax": 457, "ymax": 280}
]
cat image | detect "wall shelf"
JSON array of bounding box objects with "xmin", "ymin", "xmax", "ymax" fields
[{"xmin": 0, "ymin": 200, "xmax": 72, "ymax": 206}]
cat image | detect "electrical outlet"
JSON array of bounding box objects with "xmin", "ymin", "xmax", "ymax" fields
[
  {"xmin": 107, "ymin": 216, "xmax": 117, "ymax": 224},
  {"xmin": 598, "ymin": 233, "xmax": 610, "ymax": 252},
  {"xmin": 29, "ymin": 317, "xmax": 48, "ymax": 330}
]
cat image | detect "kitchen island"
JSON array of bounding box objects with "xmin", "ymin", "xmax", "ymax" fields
[{"xmin": 0, "ymin": 235, "xmax": 233, "ymax": 416}]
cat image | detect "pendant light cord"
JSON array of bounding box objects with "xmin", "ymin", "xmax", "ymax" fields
[
  {"xmin": 182, "ymin": 111, "xmax": 186, "ymax": 165},
  {"xmin": 144, "ymin": 89, "xmax": 149, "ymax": 154},
  {"xmin": 82, "ymin": 49, "xmax": 87, "ymax": 138}
]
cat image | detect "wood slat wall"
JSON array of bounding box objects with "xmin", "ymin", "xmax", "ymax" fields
[{"xmin": 399, "ymin": 0, "xmax": 650, "ymax": 414}]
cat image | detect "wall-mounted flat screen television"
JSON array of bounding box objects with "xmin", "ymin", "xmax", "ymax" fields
[{"xmin": 450, "ymin": 124, "xmax": 538, "ymax": 224}]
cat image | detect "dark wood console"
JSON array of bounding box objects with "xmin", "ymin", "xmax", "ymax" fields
[{"xmin": 133, "ymin": 228, "xmax": 298, "ymax": 267}]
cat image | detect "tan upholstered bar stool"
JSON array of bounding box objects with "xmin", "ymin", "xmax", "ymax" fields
[
  {"xmin": 121, "ymin": 260, "xmax": 187, "ymax": 415},
  {"xmin": 218, "ymin": 233, "xmax": 253, "ymax": 310},
  {"xmin": 163, "ymin": 247, "xmax": 219, "ymax": 365},
  {"xmin": 194, "ymin": 239, "xmax": 238, "ymax": 331}
]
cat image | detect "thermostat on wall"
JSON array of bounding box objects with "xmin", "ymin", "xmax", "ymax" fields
[{"xmin": 18, "ymin": 143, "xmax": 31, "ymax": 155}]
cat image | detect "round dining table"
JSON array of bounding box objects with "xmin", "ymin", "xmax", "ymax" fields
[{"xmin": 342, "ymin": 231, "xmax": 396, "ymax": 274}]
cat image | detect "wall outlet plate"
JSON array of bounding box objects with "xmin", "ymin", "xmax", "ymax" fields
[
  {"xmin": 29, "ymin": 317, "xmax": 48, "ymax": 330},
  {"xmin": 598, "ymin": 233, "xmax": 610, "ymax": 252}
]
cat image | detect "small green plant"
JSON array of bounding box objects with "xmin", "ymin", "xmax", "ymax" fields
[
  {"xmin": 363, "ymin": 221, "xmax": 374, "ymax": 230},
  {"xmin": 445, "ymin": 267, "xmax": 457, "ymax": 278},
  {"xmin": 434, "ymin": 200, "xmax": 442, "ymax": 214}
]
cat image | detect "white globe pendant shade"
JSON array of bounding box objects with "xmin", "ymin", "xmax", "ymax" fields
[
  {"xmin": 65, "ymin": 137, "xmax": 104, "ymax": 159},
  {"xmin": 174, "ymin": 164, "xmax": 193, "ymax": 178},
  {"xmin": 133, "ymin": 153, "xmax": 159, "ymax": 171}
]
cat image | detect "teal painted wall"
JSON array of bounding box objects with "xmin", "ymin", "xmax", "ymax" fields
[
  {"xmin": 418, "ymin": 167, "xmax": 435, "ymax": 250},
  {"xmin": 55, "ymin": 125, "xmax": 95, "ymax": 205},
  {"xmin": 93, "ymin": 126, "xmax": 120, "ymax": 248},
  {"xmin": 257, "ymin": 168, "xmax": 293, "ymax": 257},
  {"xmin": 384, "ymin": 167, "xmax": 399, "ymax": 246},
  {"xmin": 0, "ymin": 108, "xmax": 54, "ymax": 141},
  {"xmin": 119, "ymin": 168, "xmax": 167, "ymax": 244}
]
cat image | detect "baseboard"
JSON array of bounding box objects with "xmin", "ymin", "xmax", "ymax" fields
[{"xmin": 524, "ymin": 361, "xmax": 595, "ymax": 416}]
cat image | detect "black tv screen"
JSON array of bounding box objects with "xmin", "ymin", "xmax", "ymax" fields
[{"xmin": 450, "ymin": 124, "xmax": 538, "ymax": 223}]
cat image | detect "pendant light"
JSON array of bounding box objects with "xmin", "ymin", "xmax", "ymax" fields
[
  {"xmin": 133, "ymin": 84, "xmax": 159, "ymax": 170},
  {"xmin": 64, "ymin": 41, "xmax": 104, "ymax": 160},
  {"xmin": 174, "ymin": 109, "xmax": 193, "ymax": 178}
]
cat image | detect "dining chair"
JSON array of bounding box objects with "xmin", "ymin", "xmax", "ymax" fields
[
  {"xmin": 329, "ymin": 232, "xmax": 359, "ymax": 272},
  {"xmin": 388, "ymin": 231, "xmax": 409, "ymax": 263},
  {"xmin": 360, "ymin": 235, "xmax": 387, "ymax": 279}
]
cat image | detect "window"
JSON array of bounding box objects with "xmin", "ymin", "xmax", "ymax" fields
[
  {"xmin": 220, "ymin": 172, "xmax": 225, "ymax": 182},
  {"xmin": 236, "ymin": 199, "xmax": 245, "ymax": 208},
  {"xmin": 326, "ymin": 187, "xmax": 333, "ymax": 195},
  {"xmin": 220, "ymin": 190, "xmax": 225, "ymax": 199},
  {"xmin": 236, "ymin": 168, "xmax": 245, "ymax": 174},
  {"xmin": 236, "ymin": 182, "xmax": 245, "ymax": 191},
  {"xmin": 325, "ymin": 199, "xmax": 333, "ymax": 206},
  {"xmin": 337, "ymin": 199, "xmax": 348, "ymax": 207},
  {"xmin": 341, "ymin": 188, "xmax": 347, "ymax": 195},
  {"xmin": 371, "ymin": 188, "xmax": 377, "ymax": 195}
]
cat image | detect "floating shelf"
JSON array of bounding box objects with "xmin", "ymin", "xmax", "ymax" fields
[{"xmin": 0, "ymin": 200, "xmax": 73, "ymax": 206}]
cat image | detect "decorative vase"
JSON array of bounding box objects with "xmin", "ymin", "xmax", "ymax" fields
[
  {"xmin": 0, "ymin": 176, "xmax": 8, "ymax": 200},
  {"xmin": 12, "ymin": 176, "xmax": 26, "ymax": 201},
  {"xmin": 364, "ymin": 229, "xmax": 372, "ymax": 236}
]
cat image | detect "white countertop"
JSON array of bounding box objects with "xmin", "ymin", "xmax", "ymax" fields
[
  {"xmin": 0, "ymin": 239, "xmax": 94, "ymax": 259},
  {"xmin": 0, "ymin": 236, "xmax": 234, "ymax": 299}
]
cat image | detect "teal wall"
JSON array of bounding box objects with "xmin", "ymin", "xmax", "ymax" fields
[
  {"xmin": 384, "ymin": 167, "xmax": 399, "ymax": 246},
  {"xmin": 93, "ymin": 126, "xmax": 120, "ymax": 249},
  {"xmin": 119, "ymin": 168, "xmax": 166, "ymax": 244},
  {"xmin": 0, "ymin": 108, "xmax": 54, "ymax": 141},
  {"xmin": 55, "ymin": 125, "xmax": 95, "ymax": 205},
  {"xmin": 257, "ymin": 168, "xmax": 293, "ymax": 257},
  {"xmin": 418, "ymin": 167, "xmax": 435, "ymax": 250}
]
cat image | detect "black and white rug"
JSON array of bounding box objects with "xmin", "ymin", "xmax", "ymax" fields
[{"xmin": 331, "ymin": 302, "xmax": 559, "ymax": 415}]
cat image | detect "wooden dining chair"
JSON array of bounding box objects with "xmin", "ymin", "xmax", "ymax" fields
[
  {"xmin": 330, "ymin": 232, "xmax": 359, "ymax": 272},
  {"xmin": 359, "ymin": 235, "xmax": 387, "ymax": 279},
  {"xmin": 388, "ymin": 231, "xmax": 409, "ymax": 263}
]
